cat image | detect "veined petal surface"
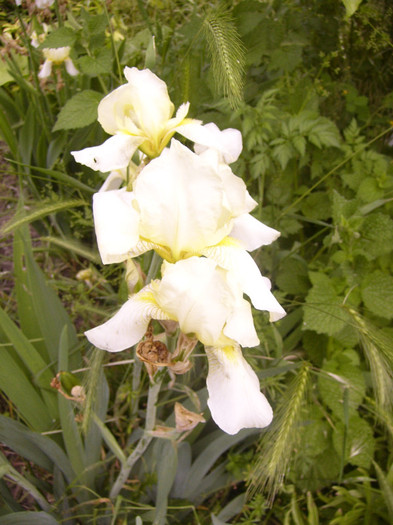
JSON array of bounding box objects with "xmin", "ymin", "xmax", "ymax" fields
[
  {"xmin": 230, "ymin": 213, "xmax": 280, "ymax": 251},
  {"xmin": 206, "ymin": 345, "xmax": 273, "ymax": 435},
  {"xmin": 134, "ymin": 140, "xmax": 233, "ymax": 259}
]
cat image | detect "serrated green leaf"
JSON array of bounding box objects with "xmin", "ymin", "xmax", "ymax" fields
[
  {"xmin": 332, "ymin": 415, "xmax": 374, "ymax": 469},
  {"xmin": 318, "ymin": 359, "xmax": 365, "ymax": 420},
  {"xmin": 361, "ymin": 271, "xmax": 393, "ymax": 320},
  {"xmin": 53, "ymin": 90, "xmax": 103, "ymax": 131},
  {"xmin": 79, "ymin": 49, "xmax": 112, "ymax": 76},
  {"xmin": 303, "ymin": 272, "xmax": 349, "ymax": 336},
  {"xmin": 359, "ymin": 212, "xmax": 393, "ymax": 259},
  {"xmin": 41, "ymin": 27, "xmax": 77, "ymax": 49}
]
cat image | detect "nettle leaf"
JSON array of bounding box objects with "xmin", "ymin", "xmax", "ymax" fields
[
  {"xmin": 333, "ymin": 415, "xmax": 374, "ymax": 469},
  {"xmin": 40, "ymin": 27, "xmax": 77, "ymax": 49},
  {"xmin": 358, "ymin": 212, "xmax": 393, "ymax": 259},
  {"xmin": 303, "ymin": 272, "xmax": 349, "ymax": 336},
  {"xmin": 79, "ymin": 49, "xmax": 112, "ymax": 76},
  {"xmin": 331, "ymin": 190, "xmax": 359, "ymax": 225},
  {"xmin": 318, "ymin": 356, "xmax": 366, "ymax": 421},
  {"xmin": 361, "ymin": 271, "xmax": 393, "ymax": 320},
  {"xmin": 53, "ymin": 90, "xmax": 103, "ymax": 131}
]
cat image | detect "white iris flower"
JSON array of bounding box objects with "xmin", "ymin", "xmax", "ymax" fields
[
  {"xmin": 71, "ymin": 67, "xmax": 221, "ymax": 172},
  {"xmin": 38, "ymin": 47, "xmax": 78, "ymax": 79},
  {"xmin": 85, "ymin": 257, "xmax": 258, "ymax": 352},
  {"xmin": 91, "ymin": 139, "xmax": 285, "ymax": 321}
]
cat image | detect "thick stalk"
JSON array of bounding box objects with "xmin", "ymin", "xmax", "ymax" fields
[{"xmin": 109, "ymin": 378, "xmax": 162, "ymax": 500}]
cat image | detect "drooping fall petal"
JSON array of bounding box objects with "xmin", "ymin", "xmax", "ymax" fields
[{"xmin": 206, "ymin": 344, "xmax": 273, "ymax": 435}]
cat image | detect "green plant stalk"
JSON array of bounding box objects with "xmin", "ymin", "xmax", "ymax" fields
[{"xmin": 109, "ymin": 378, "xmax": 162, "ymax": 500}]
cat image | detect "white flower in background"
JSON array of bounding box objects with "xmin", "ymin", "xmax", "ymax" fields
[
  {"xmin": 38, "ymin": 47, "xmax": 79, "ymax": 79},
  {"xmin": 35, "ymin": 0, "xmax": 55, "ymax": 8},
  {"xmin": 71, "ymin": 67, "xmax": 242, "ymax": 173},
  {"xmin": 205, "ymin": 344, "xmax": 273, "ymax": 434},
  {"xmin": 85, "ymin": 256, "xmax": 259, "ymax": 353}
]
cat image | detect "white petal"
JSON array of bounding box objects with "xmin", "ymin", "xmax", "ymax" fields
[
  {"xmin": 72, "ymin": 134, "xmax": 141, "ymax": 172},
  {"xmin": 85, "ymin": 284, "xmax": 170, "ymax": 352},
  {"xmin": 93, "ymin": 189, "xmax": 140, "ymax": 264},
  {"xmin": 38, "ymin": 59, "xmax": 52, "ymax": 79},
  {"xmin": 134, "ymin": 140, "xmax": 232, "ymax": 259},
  {"xmin": 178, "ymin": 122, "xmax": 243, "ymax": 164},
  {"xmin": 98, "ymin": 169, "xmax": 126, "ymax": 192},
  {"xmin": 202, "ymin": 243, "xmax": 286, "ymax": 322},
  {"xmin": 206, "ymin": 345, "xmax": 273, "ymax": 434},
  {"xmin": 157, "ymin": 258, "xmax": 233, "ymax": 345},
  {"xmin": 64, "ymin": 58, "xmax": 79, "ymax": 76},
  {"xmin": 122, "ymin": 67, "xmax": 174, "ymax": 135},
  {"xmin": 224, "ymin": 295, "xmax": 259, "ymax": 347},
  {"xmin": 230, "ymin": 213, "xmax": 280, "ymax": 252}
]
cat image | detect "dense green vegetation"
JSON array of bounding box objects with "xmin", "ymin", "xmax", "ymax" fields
[{"xmin": 0, "ymin": 0, "xmax": 392, "ymax": 523}]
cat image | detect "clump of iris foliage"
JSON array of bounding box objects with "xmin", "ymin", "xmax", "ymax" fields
[{"xmin": 0, "ymin": 0, "xmax": 393, "ymax": 524}]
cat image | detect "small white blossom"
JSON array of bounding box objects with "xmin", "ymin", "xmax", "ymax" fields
[{"xmin": 38, "ymin": 47, "xmax": 78, "ymax": 79}]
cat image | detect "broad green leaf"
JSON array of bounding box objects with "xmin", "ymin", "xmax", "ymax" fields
[
  {"xmin": 332, "ymin": 415, "xmax": 374, "ymax": 469},
  {"xmin": 13, "ymin": 225, "xmax": 80, "ymax": 369},
  {"xmin": 0, "ymin": 307, "xmax": 58, "ymax": 420},
  {"xmin": 182, "ymin": 429, "xmax": 257, "ymax": 499},
  {"xmin": 41, "ymin": 27, "xmax": 77, "ymax": 48},
  {"xmin": 0, "ymin": 451, "xmax": 50, "ymax": 511},
  {"xmin": 18, "ymin": 103, "xmax": 36, "ymax": 166},
  {"xmin": 92, "ymin": 413, "xmax": 125, "ymax": 464},
  {"xmin": 53, "ymin": 90, "xmax": 103, "ymax": 131},
  {"xmin": 154, "ymin": 440, "xmax": 178, "ymax": 525},
  {"xmin": 0, "ymin": 339, "xmax": 53, "ymax": 431},
  {"xmin": 303, "ymin": 272, "xmax": 349, "ymax": 336},
  {"xmin": 318, "ymin": 353, "xmax": 365, "ymax": 421},
  {"xmin": 0, "ymin": 415, "xmax": 74, "ymax": 483},
  {"xmin": 359, "ymin": 212, "xmax": 393, "ymax": 259},
  {"xmin": 57, "ymin": 327, "xmax": 87, "ymax": 486},
  {"xmin": 79, "ymin": 49, "xmax": 112, "ymax": 76},
  {"xmin": 361, "ymin": 271, "xmax": 393, "ymax": 320}
]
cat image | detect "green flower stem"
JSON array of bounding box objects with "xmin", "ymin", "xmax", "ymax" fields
[{"xmin": 109, "ymin": 378, "xmax": 162, "ymax": 500}]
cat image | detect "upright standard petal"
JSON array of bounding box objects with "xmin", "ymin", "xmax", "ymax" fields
[
  {"xmin": 206, "ymin": 345, "xmax": 273, "ymax": 435},
  {"xmin": 134, "ymin": 140, "xmax": 233, "ymax": 260}
]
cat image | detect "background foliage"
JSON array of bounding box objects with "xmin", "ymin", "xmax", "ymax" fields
[{"xmin": 0, "ymin": 0, "xmax": 393, "ymax": 523}]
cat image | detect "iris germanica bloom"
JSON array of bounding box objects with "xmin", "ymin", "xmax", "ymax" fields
[
  {"xmin": 38, "ymin": 47, "xmax": 78, "ymax": 79},
  {"xmin": 72, "ymin": 67, "xmax": 208, "ymax": 172},
  {"xmin": 92, "ymin": 139, "xmax": 285, "ymax": 321},
  {"xmin": 86, "ymin": 257, "xmax": 273, "ymax": 433},
  {"xmin": 85, "ymin": 256, "xmax": 258, "ymax": 352}
]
